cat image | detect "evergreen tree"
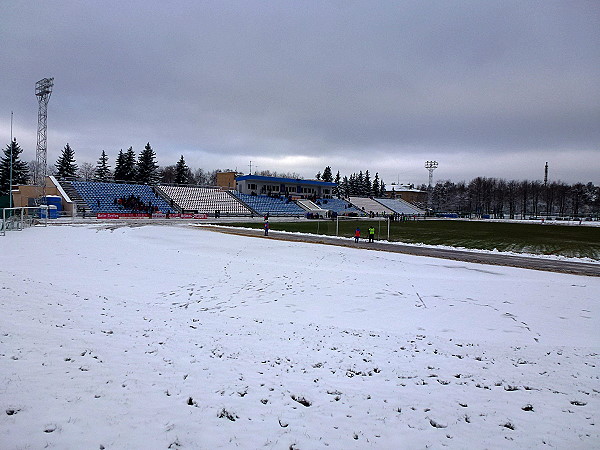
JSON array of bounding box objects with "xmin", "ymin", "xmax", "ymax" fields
[
  {"xmin": 349, "ymin": 173, "xmax": 357, "ymax": 195},
  {"xmin": 55, "ymin": 143, "xmax": 78, "ymax": 179},
  {"xmin": 136, "ymin": 142, "xmax": 159, "ymax": 184},
  {"xmin": 357, "ymin": 171, "xmax": 364, "ymax": 196},
  {"xmin": 379, "ymin": 179, "xmax": 386, "ymax": 196},
  {"xmin": 333, "ymin": 170, "xmax": 341, "ymax": 197},
  {"xmin": 316, "ymin": 172, "xmax": 321, "ymax": 180},
  {"xmin": 372, "ymin": 173, "xmax": 380, "ymax": 197},
  {"xmin": 174, "ymin": 155, "xmax": 190, "ymax": 184},
  {"xmin": 364, "ymin": 170, "xmax": 371, "ymax": 196},
  {"xmin": 322, "ymin": 166, "xmax": 333, "ymax": 182},
  {"xmin": 341, "ymin": 176, "xmax": 350, "ymax": 197},
  {"xmin": 113, "ymin": 149, "xmax": 126, "ymax": 181},
  {"xmin": 124, "ymin": 147, "xmax": 137, "ymax": 181},
  {"xmin": 0, "ymin": 138, "xmax": 30, "ymax": 194},
  {"xmin": 94, "ymin": 150, "xmax": 111, "ymax": 181}
]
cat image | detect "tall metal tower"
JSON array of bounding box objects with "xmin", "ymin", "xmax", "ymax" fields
[
  {"xmin": 35, "ymin": 77, "xmax": 54, "ymax": 202},
  {"xmin": 425, "ymin": 160, "xmax": 438, "ymax": 188}
]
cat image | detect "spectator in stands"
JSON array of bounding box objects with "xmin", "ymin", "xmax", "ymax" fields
[
  {"xmin": 368, "ymin": 226, "xmax": 375, "ymax": 243},
  {"xmin": 264, "ymin": 221, "xmax": 269, "ymax": 236},
  {"xmin": 354, "ymin": 227, "xmax": 360, "ymax": 243}
]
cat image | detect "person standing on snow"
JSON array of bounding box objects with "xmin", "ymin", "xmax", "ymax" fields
[
  {"xmin": 368, "ymin": 226, "xmax": 375, "ymax": 243},
  {"xmin": 354, "ymin": 227, "xmax": 360, "ymax": 243},
  {"xmin": 264, "ymin": 221, "xmax": 269, "ymax": 236}
]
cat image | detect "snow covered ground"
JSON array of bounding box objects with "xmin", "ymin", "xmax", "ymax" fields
[{"xmin": 1, "ymin": 223, "xmax": 598, "ymax": 449}]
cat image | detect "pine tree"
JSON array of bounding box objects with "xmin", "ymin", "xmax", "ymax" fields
[
  {"xmin": 356, "ymin": 172, "xmax": 364, "ymax": 196},
  {"xmin": 372, "ymin": 173, "xmax": 380, "ymax": 197},
  {"xmin": 333, "ymin": 170, "xmax": 341, "ymax": 197},
  {"xmin": 94, "ymin": 150, "xmax": 111, "ymax": 181},
  {"xmin": 124, "ymin": 147, "xmax": 137, "ymax": 181},
  {"xmin": 174, "ymin": 155, "xmax": 190, "ymax": 184},
  {"xmin": 136, "ymin": 142, "xmax": 159, "ymax": 184},
  {"xmin": 0, "ymin": 138, "xmax": 30, "ymax": 194},
  {"xmin": 379, "ymin": 179, "xmax": 386, "ymax": 196},
  {"xmin": 364, "ymin": 170, "xmax": 371, "ymax": 196},
  {"xmin": 322, "ymin": 166, "xmax": 333, "ymax": 182},
  {"xmin": 316, "ymin": 172, "xmax": 321, "ymax": 180},
  {"xmin": 113, "ymin": 149, "xmax": 126, "ymax": 181},
  {"xmin": 55, "ymin": 143, "xmax": 78, "ymax": 179},
  {"xmin": 341, "ymin": 176, "xmax": 349, "ymax": 197}
]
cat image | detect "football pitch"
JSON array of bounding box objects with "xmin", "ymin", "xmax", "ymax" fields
[{"xmin": 226, "ymin": 219, "xmax": 600, "ymax": 260}]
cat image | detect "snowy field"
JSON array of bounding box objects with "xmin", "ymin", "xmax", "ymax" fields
[{"xmin": 1, "ymin": 223, "xmax": 598, "ymax": 449}]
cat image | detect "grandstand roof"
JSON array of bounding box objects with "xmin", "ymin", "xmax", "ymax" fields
[{"xmin": 236, "ymin": 175, "xmax": 336, "ymax": 187}]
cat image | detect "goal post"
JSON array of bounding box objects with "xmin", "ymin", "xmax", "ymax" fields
[
  {"xmin": 334, "ymin": 215, "xmax": 391, "ymax": 240},
  {"xmin": 0, "ymin": 206, "xmax": 53, "ymax": 236}
]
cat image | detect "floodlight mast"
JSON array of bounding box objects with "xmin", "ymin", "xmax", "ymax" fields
[
  {"xmin": 425, "ymin": 160, "xmax": 438, "ymax": 188},
  {"xmin": 35, "ymin": 77, "xmax": 53, "ymax": 204},
  {"xmin": 424, "ymin": 160, "xmax": 438, "ymax": 213}
]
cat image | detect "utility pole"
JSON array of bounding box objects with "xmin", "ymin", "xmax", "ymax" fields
[{"xmin": 35, "ymin": 77, "xmax": 54, "ymax": 204}]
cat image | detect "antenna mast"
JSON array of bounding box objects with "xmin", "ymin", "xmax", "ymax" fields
[{"xmin": 35, "ymin": 77, "xmax": 54, "ymax": 203}]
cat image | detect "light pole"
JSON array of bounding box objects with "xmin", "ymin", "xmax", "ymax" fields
[
  {"xmin": 424, "ymin": 160, "xmax": 438, "ymax": 214},
  {"xmin": 9, "ymin": 111, "xmax": 13, "ymax": 209}
]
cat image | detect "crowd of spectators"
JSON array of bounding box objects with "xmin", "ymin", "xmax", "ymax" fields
[{"xmin": 114, "ymin": 194, "xmax": 159, "ymax": 214}]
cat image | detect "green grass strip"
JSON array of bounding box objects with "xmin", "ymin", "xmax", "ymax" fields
[{"xmin": 226, "ymin": 219, "xmax": 600, "ymax": 260}]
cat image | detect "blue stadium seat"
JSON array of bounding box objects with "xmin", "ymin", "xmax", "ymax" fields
[{"xmin": 71, "ymin": 181, "xmax": 173, "ymax": 214}]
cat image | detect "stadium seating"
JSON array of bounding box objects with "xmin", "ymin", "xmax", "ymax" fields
[
  {"xmin": 70, "ymin": 181, "xmax": 173, "ymax": 214},
  {"xmin": 374, "ymin": 197, "xmax": 425, "ymax": 215},
  {"xmin": 232, "ymin": 192, "xmax": 306, "ymax": 216},
  {"xmin": 314, "ymin": 198, "xmax": 364, "ymax": 215},
  {"xmin": 158, "ymin": 185, "xmax": 251, "ymax": 215},
  {"xmin": 348, "ymin": 197, "xmax": 395, "ymax": 215}
]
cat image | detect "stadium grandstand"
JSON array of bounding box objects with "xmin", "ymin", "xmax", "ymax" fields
[
  {"xmin": 374, "ymin": 197, "xmax": 425, "ymax": 215},
  {"xmin": 312, "ymin": 198, "xmax": 364, "ymax": 216},
  {"xmin": 9, "ymin": 175, "xmax": 418, "ymax": 220},
  {"xmin": 70, "ymin": 181, "xmax": 173, "ymax": 214},
  {"xmin": 232, "ymin": 192, "xmax": 306, "ymax": 216},
  {"xmin": 348, "ymin": 197, "xmax": 395, "ymax": 215},
  {"xmin": 158, "ymin": 185, "xmax": 252, "ymax": 215}
]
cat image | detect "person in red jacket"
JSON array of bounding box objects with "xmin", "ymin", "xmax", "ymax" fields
[{"xmin": 354, "ymin": 227, "xmax": 360, "ymax": 243}]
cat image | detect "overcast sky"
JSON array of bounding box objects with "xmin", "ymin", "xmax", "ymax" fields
[{"xmin": 2, "ymin": 1, "xmax": 599, "ymax": 185}]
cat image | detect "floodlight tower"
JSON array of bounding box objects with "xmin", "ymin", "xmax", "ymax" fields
[
  {"xmin": 424, "ymin": 160, "xmax": 438, "ymax": 213},
  {"xmin": 425, "ymin": 160, "xmax": 438, "ymax": 188},
  {"xmin": 35, "ymin": 77, "xmax": 54, "ymax": 202}
]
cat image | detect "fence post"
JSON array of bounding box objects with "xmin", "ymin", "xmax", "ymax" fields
[{"xmin": 387, "ymin": 216, "xmax": 390, "ymax": 240}]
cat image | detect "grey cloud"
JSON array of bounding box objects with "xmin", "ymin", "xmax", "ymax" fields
[{"xmin": 1, "ymin": 1, "xmax": 598, "ymax": 184}]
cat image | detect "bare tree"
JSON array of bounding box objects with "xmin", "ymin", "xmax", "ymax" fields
[{"xmin": 78, "ymin": 162, "xmax": 95, "ymax": 181}]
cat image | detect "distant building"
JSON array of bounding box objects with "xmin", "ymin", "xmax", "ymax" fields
[
  {"xmin": 385, "ymin": 184, "xmax": 427, "ymax": 205},
  {"xmin": 215, "ymin": 171, "xmax": 238, "ymax": 189},
  {"xmin": 236, "ymin": 175, "xmax": 336, "ymax": 199}
]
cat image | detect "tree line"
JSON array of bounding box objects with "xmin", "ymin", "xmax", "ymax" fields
[
  {"xmin": 425, "ymin": 177, "xmax": 599, "ymax": 218},
  {"xmin": 1, "ymin": 139, "xmax": 598, "ymax": 217},
  {"xmin": 315, "ymin": 166, "xmax": 386, "ymax": 198}
]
